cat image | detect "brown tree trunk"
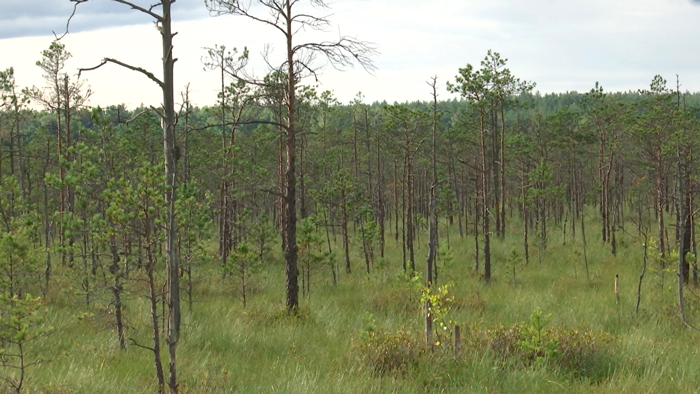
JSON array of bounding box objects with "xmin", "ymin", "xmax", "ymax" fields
[
  {"xmin": 473, "ymin": 168, "xmax": 480, "ymax": 272},
  {"xmin": 341, "ymin": 186, "xmax": 351, "ymax": 274},
  {"xmin": 479, "ymin": 108, "xmax": 491, "ymax": 281},
  {"xmin": 407, "ymin": 154, "xmax": 415, "ymax": 273},
  {"xmin": 284, "ymin": 2, "xmax": 299, "ymax": 313},
  {"xmin": 499, "ymin": 103, "xmax": 507, "ymax": 238},
  {"xmin": 425, "ymin": 77, "xmax": 438, "ymax": 346},
  {"xmin": 394, "ymin": 158, "xmax": 399, "ymax": 244}
]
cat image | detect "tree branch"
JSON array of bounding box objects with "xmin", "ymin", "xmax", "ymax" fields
[
  {"xmin": 78, "ymin": 58, "xmax": 164, "ymax": 88},
  {"xmin": 129, "ymin": 337, "xmax": 156, "ymax": 352},
  {"xmin": 54, "ymin": 0, "xmax": 89, "ymax": 41},
  {"xmin": 113, "ymin": 0, "xmax": 164, "ymax": 21},
  {"xmin": 206, "ymin": 1, "xmax": 287, "ymax": 36},
  {"xmin": 258, "ymin": 188, "xmax": 285, "ymax": 198}
]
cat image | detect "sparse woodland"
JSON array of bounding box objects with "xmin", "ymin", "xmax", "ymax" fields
[{"xmin": 2, "ymin": 1, "xmax": 700, "ymax": 393}]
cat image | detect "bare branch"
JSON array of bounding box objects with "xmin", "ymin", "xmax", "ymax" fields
[
  {"xmin": 113, "ymin": 0, "xmax": 164, "ymax": 21},
  {"xmin": 291, "ymin": 13, "xmax": 332, "ymax": 31},
  {"xmin": 125, "ymin": 108, "xmax": 156, "ymax": 125},
  {"xmin": 296, "ymin": 60, "xmax": 319, "ymax": 83},
  {"xmin": 293, "ymin": 35, "xmax": 378, "ymax": 74},
  {"xmin": 206, "ymin": 1, "xmax": 288, "ymax": 36},
  {"xmin": 149, "ymin": 1, "xmax": 165, "ymax": 12},
  {"xmin": 78, "ymin": 58, "xmax": 164, "ymax": 88},
  {"xmin": 129, "ymin": 337, "xmax": 156, "ymax": 352},
  {"xmin": 54, "ymin": 0, "xmax": 89, "ymax": 41}
]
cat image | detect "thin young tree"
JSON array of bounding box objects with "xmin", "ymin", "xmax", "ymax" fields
[
  {"xmin": 26, "ymin": 41, "xmax": 91, "ymax": 275},
  {"xmin": 448, "ymin": 64, "xmax": 492, "ymax": 281},
  {"xmin": 205, "ymin": 0, "xmax": 376, "ymax": 313}
]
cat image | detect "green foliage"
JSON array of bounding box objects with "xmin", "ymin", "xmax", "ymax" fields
[
  {"xmin": 0, "ymin": 212, "xmax": 42, "ymax": 298},
  {"xmin": 247, "ymin": 214, "xmax": 277, "ymax": 265},
  {"xmin": 506, "ymin": 248, "xmax": 522, "ymax": 284},
  {"xmin": 224, "ymin": 241, "xmax": 262, "ymax": 307},
  {"xmin": 460, "ymin": 310, "xmax": 617, "ymax": 380},
  {"xmin": 437, "ymin": 244, "xmax": 454, "ymax": 269},
  {"xmin": 0, "ymin": 293, "xmax": 51, "ymax": 393},
  {"xmin": 7, "ymin": 39, "xmax": 700, "ymax": 393},
  {"xmin": 298, "ymin": 215, "xmax": 336, "ymax": 293},
  {"xmin": 419, "ymin": 283, "xmax": 456, "ymax": 347},
  {"xmin": 177, "ymin": 183, "xmax": 214, "ymax": 287},
  {"xmin": 516, "ymin": 308, "xmax": 558, "ymax": 364},
  {"xmin": 644, "ymin": 237, "xmax": 679, "ymax": 303}
]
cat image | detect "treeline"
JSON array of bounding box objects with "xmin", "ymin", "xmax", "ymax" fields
[
  {"xmin": 2, "ymin": 41, "xmax": 700, "ymax": 391},
  {"xmin": 4, "ymin": 47, "xmax": 700, "ymax": 289}
]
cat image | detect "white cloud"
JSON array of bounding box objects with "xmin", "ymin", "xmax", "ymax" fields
[
  {"xmin": 0, "ymin": 0, "xmax": 208, "ymax": 38},
  {"xmin": 1, "ymin": 0, "xmax": 700, "ymax": 109}
]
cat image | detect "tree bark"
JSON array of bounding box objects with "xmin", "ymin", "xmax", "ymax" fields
[{"xmin": 284, "ymin": 1, "xmax": 299, "ymax": 312}]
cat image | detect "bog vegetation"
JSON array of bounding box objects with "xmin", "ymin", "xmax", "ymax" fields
[{"xmin": 2, "ymin": 1, "xmax": 700, "ymax": 393}]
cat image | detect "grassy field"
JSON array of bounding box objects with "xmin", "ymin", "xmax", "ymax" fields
[{"xmin": 20, "ymin": 214, "xmax": 700, "ymax": 393}]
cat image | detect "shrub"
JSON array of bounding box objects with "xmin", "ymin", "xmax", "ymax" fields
[
  {"xmin": 517, "ymin": 308, "xmax": 559, "ymax": 363},
  {"xmin": 354, "ymin": 328, "xmax": 425, "ymax": 376},
  {"xmin": 460, "ymin": 309, "xmax": 618, "ymax": 380}
]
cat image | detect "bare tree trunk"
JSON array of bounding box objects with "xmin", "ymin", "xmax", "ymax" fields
[
  {"xmin": 109, "ymin": 239, "xmax": 126, "ymax": 350},
  {"xmin": 636, "ymin": 234, "xmax": 648, "ymax": 314},
  {"xmin": 341, "ymin": 187, "xmax": 351, "ymax": 274},
  {"xmin": 425, "ymin": 77, "xmax": 438, "ymax": 346},
  {"xmin": 401, "ymin": 158, "xmax": 407, "ymax": 272},
  {"xmin": 479, "ymin": 108, "xmax": 491, "ymax": 282},
  {"xmin": 377, "ymin": 135, "xmax": 385, "ymax": 258},
  {"xmin": 677, "ymin": 144, "xmax": 691, "ymax": 320},
  {"xmin": 394, "ymin": 158, "xmax": 399, "ymax": 244},
  {"xmin": 300, "ymin": 134, "xmax": 307, "ymax": 219},
  {"xmin": 160, "ymin": 5, "xmax": 180, "ymax": 391},
  {"xmin": 656, "ymin": 153, "xmax": 666, "ymax": 259},
  {"xmin": 521, "ymin": 162, "xmax": 529, "ymax": 265},
  {"xmin": 146, "ymin": 262, "xmax": 166, "ymax": 393},
  {"xmin": 473, "ymin": 170, "xmax": 480, "ymax": 272},
  {"xmin": 284, "ymin": 3, "xmax": 300, "ymax": 313},
  {"xmin": 42, "ymin": 140, "xmax": 52, "ymax": 297},
  {"xmin": 499, "ymin": 103, "xmax": 507, "ymax": 238},
  {"xmin": 582, "ymin": 202, "xmax": 590, "ymax": 283},
  {"xmin": 407, "ymin": 155, "xmax": 416, "ymax": 273}
]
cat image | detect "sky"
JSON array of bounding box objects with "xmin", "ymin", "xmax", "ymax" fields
[{"xmin": 1, "ymin": 0, "xmax": 700, "ymax": 109}]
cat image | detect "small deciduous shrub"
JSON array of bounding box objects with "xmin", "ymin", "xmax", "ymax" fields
[
  {"xmin": 419, "ymin": 282, "xmax": 456, "ymax": 347},
  {"xmin": 355, "ymin": 308, "xmax": 617, "ymax": 383},
  {"xmin": 354, "ymin": 328, "xmax": 424, "ymax": 376}
]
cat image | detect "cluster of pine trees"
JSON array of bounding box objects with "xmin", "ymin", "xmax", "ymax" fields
[{"xmin": 2, "ymin": 9, "xmax": 700, "ymax": 394}]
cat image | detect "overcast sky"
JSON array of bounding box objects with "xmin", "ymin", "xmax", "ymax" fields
[{"xmin": 1, "ymin": 0, "xmax": 700, "ymax": 109}]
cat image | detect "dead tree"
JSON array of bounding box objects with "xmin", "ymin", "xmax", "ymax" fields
[
  {"xmin": 205, "ymin": 0, "xmax": 376, "ymax": 313},
  {"xmin": 425, "ymin": 76, "xmax": 439, "ymax": 346},
  {"xmin": 65, "ymin": 1, "xmax": 181, "ymax": 392}
]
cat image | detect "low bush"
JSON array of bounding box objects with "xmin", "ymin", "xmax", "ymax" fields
[
  {"xmin": 462, "ymin": 309, "xmax": 618, "ymax": 381},
  {"xmin": 355, "ymin": 308, "xmax": 618, "ymax": 383},
  {"xmin": 354, "ymin": 316, "xmax": 426, "ymax": 376}
]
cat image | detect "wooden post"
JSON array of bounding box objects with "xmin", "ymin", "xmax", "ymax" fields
[
  {"xmin": 454, "ymin": 325, "xmax": 461, "ymax": 356},
  {"xmin": 615, "ymin": 274, "xmax": 620, "ymax": 305}
]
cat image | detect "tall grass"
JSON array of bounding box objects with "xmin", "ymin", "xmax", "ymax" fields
[{"xmin": 21, "ymin": 213, "xmax": 700, "ymax": 393}]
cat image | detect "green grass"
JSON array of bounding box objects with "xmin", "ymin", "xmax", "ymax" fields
[{"xmin": 17, "ymin": 214, "xmax": 700, "ymax": 393}]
